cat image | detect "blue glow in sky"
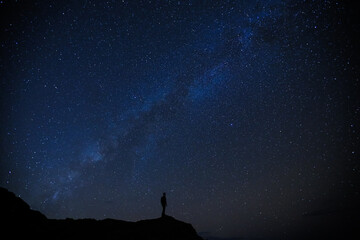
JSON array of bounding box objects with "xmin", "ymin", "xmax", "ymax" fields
[{"xmin": 1, "ymin": 1, "xmax": 359, "ymax": 239}]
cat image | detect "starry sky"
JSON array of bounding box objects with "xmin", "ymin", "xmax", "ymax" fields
[{"xmin": 0, "ymin": 0, "xmax": 359, "ymax": 239}]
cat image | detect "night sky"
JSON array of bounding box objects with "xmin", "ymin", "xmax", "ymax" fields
[{"xmin": 1, "ymin": 0, "xmax": 359, "ymax": 239}]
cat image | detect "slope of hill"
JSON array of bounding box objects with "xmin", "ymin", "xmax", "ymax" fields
[{"xmin": 0, "ymin": 187, "xmax": 203, "ymax": 240}]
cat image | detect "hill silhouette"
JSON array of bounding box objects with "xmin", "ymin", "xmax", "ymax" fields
[{"xmin": 0, "ymin": 187, "xmax": 203, "ymax": 240}]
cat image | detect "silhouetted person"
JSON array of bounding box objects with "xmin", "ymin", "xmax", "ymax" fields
[{"xmin": 161, "ymin": 192, "xmax": 167, "ymax": 217}]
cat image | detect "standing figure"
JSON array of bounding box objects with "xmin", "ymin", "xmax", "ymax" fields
[{"xmin": 161, "ymin": 192, "xmax": 167, "ymax": 217}]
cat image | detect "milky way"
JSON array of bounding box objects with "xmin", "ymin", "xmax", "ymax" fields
[{"xmin": 1, "ymin": 1, "xmax": 359, "ymax": 239}]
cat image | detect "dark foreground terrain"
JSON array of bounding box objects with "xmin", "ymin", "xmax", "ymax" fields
[{"xmin": 1, "ymin": 187, "xmax": 203, "ymax": 240}]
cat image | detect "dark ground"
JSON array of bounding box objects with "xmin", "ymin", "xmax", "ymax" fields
[{"xmin": 1, "ymin": 187, "xmax": 203, "ymax": 240}]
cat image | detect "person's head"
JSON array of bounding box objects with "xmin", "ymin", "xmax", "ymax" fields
[{"xmin": 163, "ymin": 192, "xmax": 166, "ymax": 196}]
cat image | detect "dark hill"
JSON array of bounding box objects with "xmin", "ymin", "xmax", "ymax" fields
[{"xmin": 0, "ymin": 187, "xmax": 203, "ymax": 240}]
